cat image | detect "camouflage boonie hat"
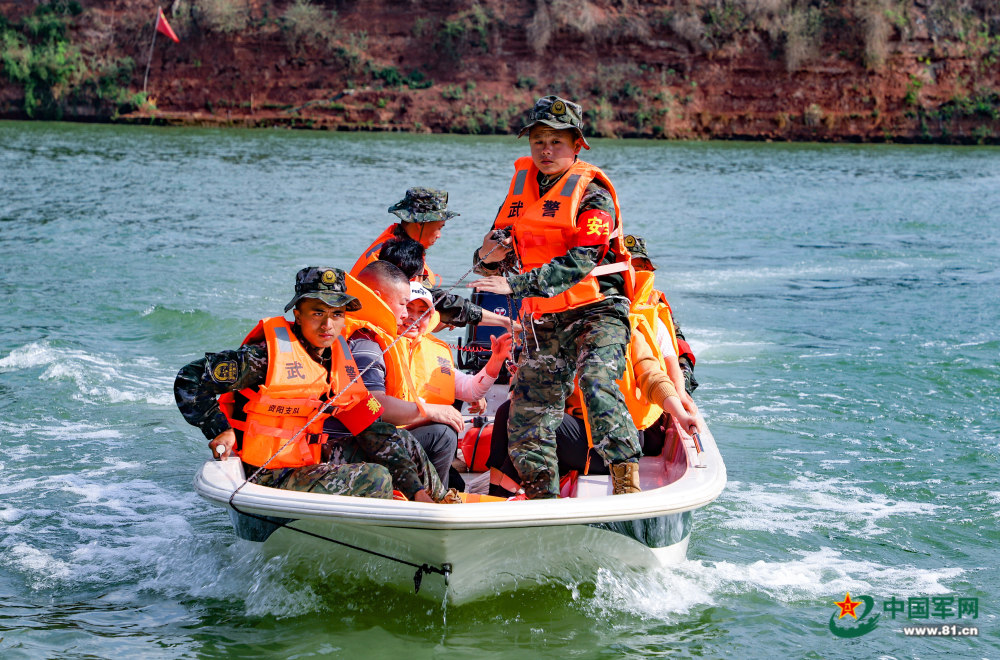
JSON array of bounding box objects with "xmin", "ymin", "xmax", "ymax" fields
[
  {"xmin": 517, "ymin": 95, "xmax": 591, "ymax": 149},
  {"xmin": 624, "ymin": 235, "xmax": 656, "ymax": 270},
  {"xmin": 284, "ymin": 267, "xmax": 362, "ymax": 312},
  {"xmin": 387, "ymin": 187, "xmax": 460, "ymax": 224}
]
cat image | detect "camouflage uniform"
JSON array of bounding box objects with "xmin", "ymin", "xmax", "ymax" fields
[
  {"xmin": 474, "ymin": 96, "xmax": 640, "ymax": 499},
  {"xmin": 254, "ymin": 462, "xmax": 392, "ymax": 498},
  {"xmin": 174, "ymin": 267, "xmax": 446, "ymax": 501}
]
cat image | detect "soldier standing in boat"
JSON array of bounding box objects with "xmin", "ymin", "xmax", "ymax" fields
[
  {"xmin": 174, "ymin": 267, "xmax": 455, "ymax": 503},
  {"xmin": 470, "ymin": 95, "xmax": 642, "ymax": 499}
]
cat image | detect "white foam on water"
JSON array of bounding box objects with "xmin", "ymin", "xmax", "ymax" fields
[
  {"xmin": 720, "ymin": 476, "xmax": 941, "ymax": 537},
  {"xmin": 0, "ymin": 443, "xmax": 41, "ymax": 459},
  {"xmin": 579, "ymin": 545, "xmax": 963, "ymax": 623},
  {"xmin": 0, "ymin": 450, "xmax": 220, "ymax": 595},
  {"xmin": 32, "ymin": 423, "xmax": 123, "ymax": 441},
  {"xmin": 582, "ymin": 565, "xmax": 715, "ymax": 621},
  {"xmin": 0, "ymin": 507, "xmax": 21, "ymax": 522},
  {"xmin": 3, "ymin": 341, "xmax": 174, "ymax": 406},
  {"xmin": 676, "ymin": 547, "xmax": 962, "ymax": 602},
  {"xmin": 774, "ymin": 449, "xmax": 828, "ymax": 455},
  {"xmin": 819, "ymin": 460, "xmax": 852, "ymax": 469},
  {"xmin": 3, "ymin": 543, "xmax": 73, "ymax": 589},
  {"xmin": 749, "ymin": 404, "xmax": 795, "ymax": 413},
  {"xmin": 0, "ymin": 341, "xmax": 58, "ymax": 370}
]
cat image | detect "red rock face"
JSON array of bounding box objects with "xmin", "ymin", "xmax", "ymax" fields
[{"xmin": 1, "ymin": 0, "xmax": 998, "ymax": 143}]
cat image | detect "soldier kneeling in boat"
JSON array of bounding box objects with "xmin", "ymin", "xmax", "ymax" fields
[{"xmin": 174, "ymin": 267, "xmax": 457, "ymax": 503}]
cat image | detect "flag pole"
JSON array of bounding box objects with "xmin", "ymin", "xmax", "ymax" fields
[{"xmin": 142, "ymin": 11, "xmax": 160, "ymax": 95}]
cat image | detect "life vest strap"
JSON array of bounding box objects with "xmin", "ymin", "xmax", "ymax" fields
[
  {"xmin": 590, "ymin": 262, "xmax": 629, "ymax": 277},
  {"xmin": 489, "ymin": 467, "xmax": 521, "ymax": 494}
]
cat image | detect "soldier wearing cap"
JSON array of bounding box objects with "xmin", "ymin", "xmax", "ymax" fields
[
  {"xmin": 470, "ymin": 95, "xmax": 643, "ymax": 499},
  {"xmin": 351, "ymin": 187, "xmax": 514, "ymax": 331},
  {"xmin": 174, "ymin": 267, "xmax": 456, "ymax": 503},
  {"xmin": 625, "ymin": 234, "xmax": 700, "ymax": 400}
]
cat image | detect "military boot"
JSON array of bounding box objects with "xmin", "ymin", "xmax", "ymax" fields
[{"xmin": 610, "ymin": 462, "xmax": 641, "ymax": 495}]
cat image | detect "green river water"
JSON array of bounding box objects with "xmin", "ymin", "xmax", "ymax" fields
[{"xmin": 1, "ymin": 121, "xmax": 998, "ymax": 658}]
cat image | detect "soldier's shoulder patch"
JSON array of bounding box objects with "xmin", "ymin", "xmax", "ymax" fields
[{"xmin": 212, "ymin": 360, "xmax": 238, "ymax": 383}]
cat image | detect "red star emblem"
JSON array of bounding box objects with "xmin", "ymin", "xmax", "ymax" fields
[{"xmin": 834, "ymin": 592, "xmax": 861, "ymax": 620}]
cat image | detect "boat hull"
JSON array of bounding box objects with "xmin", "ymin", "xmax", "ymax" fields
[
  {"xmin": 230, "ymin": 508, "xmax": 692, "ymax": 602},
  {"xmin": 194, "ymin": 418, "xmax": 724, "ymax": 602}
]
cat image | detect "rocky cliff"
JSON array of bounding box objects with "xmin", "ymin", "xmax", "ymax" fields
[{"xmin": 2, "ymin": 0, "xmax": 999, "ymax": 143}]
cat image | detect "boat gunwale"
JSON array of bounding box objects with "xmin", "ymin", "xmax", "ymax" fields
[{"xmin": 193, "ymin": 421, "xmax": 726, "ymax": 531}]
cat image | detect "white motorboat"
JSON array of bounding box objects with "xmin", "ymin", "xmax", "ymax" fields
[{"xmin": 193, "ymin": 410, "xmax": 726, "ymax": 603}]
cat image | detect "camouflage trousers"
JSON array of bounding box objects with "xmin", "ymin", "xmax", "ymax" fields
[
  {"xmin": 324, "ymin": 421, "xmax": 446, "ymax": 501},
  {"xmin": 508, "ymin": 298, "xmax": 641, "ymax": 499},
  {"xmin": 253, "ymin": 462, "xmax": 393, "ymax": 499}
]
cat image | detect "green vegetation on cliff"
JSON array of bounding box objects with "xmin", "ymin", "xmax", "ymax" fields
[{"xmin": 0, "ymin": 0, "xmax": 142, "ymax": 119}]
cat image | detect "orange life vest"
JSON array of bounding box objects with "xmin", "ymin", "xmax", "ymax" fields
[
  {"xmin": 619, "ymin": 312, "xmax": 667, "ymax": 431},
  {"xmin": 632, "ymin": 270, "xmax": 680, "ymax": 357},
  {"xmin": 404, "ymin": 332, "xmax": 456, "ymax": 405},
  {"xmin": 219, "ymin": 316, "xmax": 379, "ymax": 469},
  {"xmin": 494, "ymin": 157, "xmax": 633, "ymax": 316},
  {"xmin": 351, "ymin": 223, "xmax": 441, "ymax": 287},
  {"xmin": 342, "ymin": 273, "xmax": 415, "ymax": 402}
]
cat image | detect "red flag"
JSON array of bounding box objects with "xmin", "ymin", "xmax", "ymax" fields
[{"xmin": 156, "ymin": 8, "xmax": 180, "ymax": 43}]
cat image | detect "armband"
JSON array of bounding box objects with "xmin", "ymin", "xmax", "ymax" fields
[{"xmin": 574, "ymin": 210, "xmax": 613, "ymax": 247}]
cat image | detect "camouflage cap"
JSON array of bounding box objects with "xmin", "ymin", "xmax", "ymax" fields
[
  {"xmin": 388, "ymin": 187, "xmax": 460, "ymax": 224},
  {"xmin": 517, "ymin": 95, "xmax": 591, "ymax": 149},
  {"xmin": 284, "ymin": 267, "xmax": 362, "ymax": 313},
  {"xmin": 624, "ymin": 235, "xmax": 656, "ymax": 270}
]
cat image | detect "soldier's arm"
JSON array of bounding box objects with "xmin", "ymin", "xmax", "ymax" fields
[
  {"xmin": 507, "ymin": 183, "xmax": 615, "ymax": 300},
  {"xmin": 429, "ymin": 287, "xmax": 484, "ymax": 327},
  {"xmin": 173, "ymin": 343, "xmax": 268, "ymax": 440}
]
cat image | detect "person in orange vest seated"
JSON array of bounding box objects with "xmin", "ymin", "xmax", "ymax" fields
[
  {"xmin": 485, "ymin": 310, "xmax": 698, "ymax": 498},
  {"xmin": 174, "ymin": 267, "xmax": 457, "ymax": 503},
  {"xmin": 402, "ymin": 281, "xmax": 512, "ymax": 416},
  {"xmin": 624, "ymin": 235, "xmax": 698, "ymax": 416},
  {"xmin": 350, "ymin": 187, "xmax": 514, "ymax": 331},
  {"xmin": 344, "ymin": 260, "xmax": 467, "ymax": 486},
  {"xmin": 469, "ymin": 95, "xmax": 643, "ymax": 498}
]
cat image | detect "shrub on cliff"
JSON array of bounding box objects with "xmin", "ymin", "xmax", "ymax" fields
[
  {"xmin": 857, "ymin": 0, "xmax": 892, "ymax": 69},
  {"xmin": 195, "ymin": 0, "xmax": 250, "ymax": 34},
  {"xmin": 281, "ymin": 0, "xmax": 338, "ymax": 53},
  {"xmin": 438, "ymin": 3, "xmax": 495, "ymax": 60}
]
